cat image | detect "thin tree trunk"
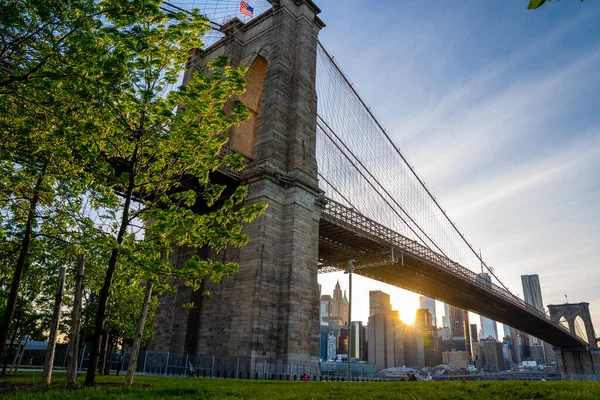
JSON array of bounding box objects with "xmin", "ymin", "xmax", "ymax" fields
[
  {"xmin": 12, "ymin": 334, "xmax": 29, "ymax": 374},
  {"xmin": 100, "ymin": 333, "xmax": 110, "ymax": 375},
  {"xmin": 67, "ymin": 254, "xmax": 85, "ymax": 384},
  {"xmin": 97, "ymin": 333, "xmax": 106, "ymax": 375},
  {"xmin": 42, "ymin": 265, "xmax": 66, "ymax": 384},
  {"xmin": 125, "ymin": 282, "xmax": 153, "ymax": 385},
  {"xmin": 85, "ymin": 141, "xmax": 139, "ymax": 386},
  {"xmin": 2, "ymin": 316, "xmax": 20, "ymax": 375},
  {"xmin": 0, "ymin": 162, "xmax": 47, "ymax": 359}
]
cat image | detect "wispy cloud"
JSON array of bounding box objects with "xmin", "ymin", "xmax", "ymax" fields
[{"xmin": 318, "ymin": 1, "xmax": 600, "ymax": 330}]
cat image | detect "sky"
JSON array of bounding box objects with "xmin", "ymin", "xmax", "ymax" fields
[{"xmin": 313, "ymin": 0, "xmax": 600, "ymax": 335}]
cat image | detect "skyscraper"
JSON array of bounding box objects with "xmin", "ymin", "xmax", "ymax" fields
[
  {"xmin": 482, "ymin": 340, "xmax": 505, "ymax": 372},
  {"xmin": 521, "ymin": 275, "xmax": 544, "ymax": 313},
  {"xmin": 415, "ymin": 309, "xmax": 433, "ymax": 329},
  {"xmin": 415, "ymin": 309, "xmax": 439, "ymax": 367},
  {"xmin": 448, "ymin": 305, "xmax": 467, "ymax": 340},
  {"xmin": 368, "ymin": 310, "xmax": 404, "ymax": 369},
  {"xmin": 369, "ymin": 290, "xmax": 392, "ymax": 316},
  {"xmin": 521, "ymin": 274, "xmax": 545, "ymax": 348},
  {"xmin": 342, "ymin": 290, "xmax": 349, "ymax": 324},
  {"xmin": 444, "ymin": 304, "xmax": 472, "ymax": 355},
  {"xmin": 443, "ymin": 303, "xmax": 451, "ymax": 329},
  {"xmin": 402, "ymin": 324, "xmax": 425, "ymax": 369},
  {"xmin": 348, "ymin": 321, "xmax": 368, "ymax": 361},
  {"xmin": 332, "ymin": 280, "xmax": 344, "ymax": 319},
  {"xmin": 419, "ymin": 296, "xmax": 437, "ymax": 327},
  {"xmin": 477, "ymin": 273, "xmax": 498, "ymax": 340}
]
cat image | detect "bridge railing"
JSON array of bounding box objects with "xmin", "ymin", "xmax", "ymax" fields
[{"xmin": 321, "ymin": 198, "xmax": 576, "ymax": 337}]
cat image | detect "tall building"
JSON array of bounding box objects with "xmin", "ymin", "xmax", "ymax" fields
[
  {"xmin": 481, "ymin": 340, "xmax": 505, "ymax": 372},
  {"xmin": 367, "ymin": 310, "xmax": 404, "ymax": 370},
  {"xmin": 332, "ymin": 280, "xmax": 344, "ymax": 320},
  {"xmin": 319, "ymin": 326, "xmax": 329, "ymax": 361},
  {"xmin": 367, "ymin": 290, "xmax": 405, "ymax": 369},
  {"xmin": 415, "ymin": 309, "xmax": 439, "ymax": 367},
  {"xmin": 521, "ymin": 274, "xmax": 547, "ymax": 356},
  {"xmin": 448, "ymin": 305, "xmax": 468, "ymax": 342},
  {"xmin": 443, "ymin": 303, "xmax": 451, "ymax": 329},
  {"xmin": 402, "ymin": 324, "xmax": 425, "ymax": 369},
  {"xmin": 320, "ymin": 295, "xmax": 332, "ymax": 326},
  {"xmin": 521, "ymin": 275, "xmax": 544, "ymax": 312},
  {"xmin": 477, "ymin": 273, "xmax": 498, "ymax": 340},
  {"xmin": 529, "ymin": 343, "xmax": 545, "ymax": 364},
  {"xmin": 419, "ymin": 296, "xmax": 437, "ymax": 327},
  {"xmin": 337, "ymin": 326, "xmax": 349, "ymax": 355},
  {"xmin": 369, "ymin": 291, "xmax": 392, "ymax": 316},
  {"xmin": 349, "ymin": 321, "xmax": 367, "ymax": 361},
  {"xmin": 342, "ymin": 290, "xmax": 349, "ymax": 324}
]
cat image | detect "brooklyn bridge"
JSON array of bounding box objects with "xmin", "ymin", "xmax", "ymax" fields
[{"xmin": 150, "ymin": 0, "xmax": 600, "ymax": 377}]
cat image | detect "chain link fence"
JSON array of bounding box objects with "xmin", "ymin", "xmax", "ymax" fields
[{"xmin": 76, "ymin": 349, "xmax": 376, "ymax": 381}]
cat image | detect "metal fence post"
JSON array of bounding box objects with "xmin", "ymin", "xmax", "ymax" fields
[
  {"xmin": 236, "ymin": 358, "xmax": 239, "ymax": 379},
  {"xmin": 211, "ymin": 355, "xmax": 215, "ymax": 378},
  {"xmin": 79, "ymin": 344, "xmax": 86, "ymax": 371},
  {"xmin": 165, "ymin": 352, "xmax": 170, "ymax": 375},
  {"xmin": 143, "ymin": 351, "xmax": 148, "ymax": 374},
  {"xmin": 262, "ymin": 360, "xmax": 266, "ymax": 379},
  {"xmin": 184, "ymin": 354, "xmax": 189, "ymax": 376}
]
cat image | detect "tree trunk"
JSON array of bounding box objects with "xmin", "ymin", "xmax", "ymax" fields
[
  {"xmin": 67, "ymin": 254, "xmax": 85, "ymax": 384},
  {"xmin": 12, "ymin": 335, "xmax": 29, "ymax": 374},
  {"xmin": 2, "ymin": 316, "xmax": 20, "ymax": 375},
  {"xmin": 100, "ymin": 333, "xmax": 110, "ymax": 375},
  {"xmin": 97, "ymin": 333, "xmax": 106, "ymax": 375},
  {"xmin": 125, "ymin": 282, "xmax": 153, "ymax": 385},
  {"xmin": 42, "ymin": 265, "xmax": 66, "ymax": 384},
  {"xmin": 84, "ymin": 141, "xmax": 139, "ymax": 386},
  {"xmin": 0, "ymin": 162, "xmax": 47, "ymax": 359}
]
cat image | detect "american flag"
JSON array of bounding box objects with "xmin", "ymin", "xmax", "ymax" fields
[{"xmin": 240, "ymin": 1, "xmax": 254, "ymax": 17}]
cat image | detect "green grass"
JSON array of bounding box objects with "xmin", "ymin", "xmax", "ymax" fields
[{"xmin": 1, "ymin": 372, "xmax": 600, "ymax": 399}]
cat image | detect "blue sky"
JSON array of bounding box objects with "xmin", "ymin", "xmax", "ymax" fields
[{"xmin": 315, "ymin": 1, "xmax": 600, "ymax": 334}]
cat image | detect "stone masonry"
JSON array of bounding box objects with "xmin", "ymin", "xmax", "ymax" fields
[
  {"xmin": 150, "ymin": 0, "xmax": 326, "ymax": 370},
  {"xmin": 549, "ymin": 303, "xmax": 599, "ymax": 377}
]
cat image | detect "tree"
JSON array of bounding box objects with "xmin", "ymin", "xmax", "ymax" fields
[
  {"xmin": 79, "ymin": 2, "xmax": 265, "ymax": 386},
  {"xmin": 0, "ymin": 0, "xmax": 101, "ymax": 88},
  {"xmin": 0, "ymin": 0, "xmax": 109, "ymax": 360},
  {"xmin": 528, "ymin": 0, "xmax": 584, "ymax": 8},
  {"xmin": 1, "ymin": 1, "xmax": 266, "ymax": 386}
]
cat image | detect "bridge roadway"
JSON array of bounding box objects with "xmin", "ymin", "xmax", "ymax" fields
[{"xmin": 318, "ymin": 198, "xmax": 586, "ymax": 348}]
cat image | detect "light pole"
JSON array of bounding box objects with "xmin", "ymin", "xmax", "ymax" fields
[{"xmin": 345, "ymin": 258, "xmax": 356, "ymax": 382}]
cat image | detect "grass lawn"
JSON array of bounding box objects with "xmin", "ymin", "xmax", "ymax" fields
[{"xmin": 1, "ymin": 372, "xmax": 600, "ymax": 399}]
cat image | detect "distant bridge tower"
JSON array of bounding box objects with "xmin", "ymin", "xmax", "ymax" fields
[
  {"xmin": 548, "ymin": 302, "xmax": 600, "ymax": 377},
  {"xmin": 150, "ymin": 0, "xmax": 326, "ymax": 371}
]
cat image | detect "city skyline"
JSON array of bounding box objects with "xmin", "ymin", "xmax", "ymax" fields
[{"xmin": 318, "ymin": 0, "xmax": 600, "ymax": 331}]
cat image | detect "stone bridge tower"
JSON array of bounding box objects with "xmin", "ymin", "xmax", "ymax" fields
[
  {"xmin": 548, "ymin": 302, "xmax": 600, "ymax": 377},
  {"xmin": 150, "ymin": 0, "xmax": 326, "ymax": 371}
]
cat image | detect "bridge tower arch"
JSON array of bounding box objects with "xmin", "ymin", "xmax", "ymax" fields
[
  {"xmin": 548, "ymin": 303, "xmax": 597, "ymax": 347},
  {"xmin": 150, "ymin": 0, "xmax": 326, "ymax": 370},
  {"xmin": 548, "ymin": 302, "xmax": 600, "ymax": 377}
]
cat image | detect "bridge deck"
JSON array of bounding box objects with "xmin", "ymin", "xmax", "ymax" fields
[{"xmin": 318, "ymin": 198, "xmax": 585, "ymax": 348}]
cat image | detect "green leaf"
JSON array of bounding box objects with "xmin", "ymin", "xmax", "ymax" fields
[{"xmin": 528, "ymin": 0, "xmax": 548, "ymax": 8}]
